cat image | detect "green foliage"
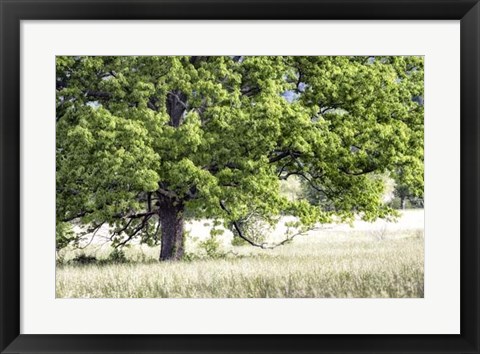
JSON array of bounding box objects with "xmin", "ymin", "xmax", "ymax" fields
[
  {"xmin": 198, "ymin": 234, "xmax": 223, "ymax": 259},
  {"xmin": 390, "ymin": 167, "xmax": 424, "ymax": 209},
  {"xmin": 108, "ymin": 248, "xmax": 129, "ymax": 263},
  {"xmin": 56, "ymin": 56, "xmax": 424, "ymax": 247},
  {"xmin": 56, "ymin": 222, "xmax": 76, "ymax": 250},
  {"xmin": 279, "ymin": 176, "xmax": 304, "ymax": 201}
]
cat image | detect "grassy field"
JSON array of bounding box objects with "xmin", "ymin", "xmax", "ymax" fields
[{"xmin": 56, "ymin": 213, "xmax": 424, "ymax": 298}]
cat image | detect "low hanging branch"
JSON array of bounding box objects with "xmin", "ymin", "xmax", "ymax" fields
[
  {"xmin": 114, "ymin": 214, "xmax": 154, "ymax": 248},
  {"xmin": 77, "ymin": 222, "xmax": 105, "ymax": 250},
  {"xmin": 219, "ymin": 201, "xmax": 315, "ymax": 250}
]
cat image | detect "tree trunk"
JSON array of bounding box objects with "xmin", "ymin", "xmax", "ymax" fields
[
  {"xmin": 159, "ymin": 87, "xmax": 187, "ymax": 261},
  {"xmin": 159, "ymin": 197, "xmax": 185, "ymax": 261}
]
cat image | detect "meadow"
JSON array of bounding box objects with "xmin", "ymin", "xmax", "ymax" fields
[{"xmin": 56, "ymin": 210, "xmax": 424, "ymax": 298}]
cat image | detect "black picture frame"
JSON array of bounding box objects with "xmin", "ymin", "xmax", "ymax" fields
[{"xmin": 1, "ymin": 0, "xmax": 479, "ymax": 353}]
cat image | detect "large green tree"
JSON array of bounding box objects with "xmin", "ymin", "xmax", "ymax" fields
[{"xmin": 56, "ymin": 56, "xmax": 423, "ymax": 261}]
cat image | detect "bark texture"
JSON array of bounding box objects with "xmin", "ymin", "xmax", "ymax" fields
[
  {"xmin": 158, "ymin": 87, "xmax": 188, "ymax": 261},
  {"xmin": 159, "ymin": 197, "xmax": 185, "ymax": 261}
]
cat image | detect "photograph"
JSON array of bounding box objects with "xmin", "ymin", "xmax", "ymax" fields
[
  {"xmin": 2, "ymin": 0, "xmax": 477, "ymax": 351},
  {"xmin": 55, "ymin": 55, "xmax": 424, "ymax": 299}
]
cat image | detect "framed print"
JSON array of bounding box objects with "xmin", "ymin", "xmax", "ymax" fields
[{"xmin": 1, "ymin": 0, "xmax": 479, "ymax": 353}]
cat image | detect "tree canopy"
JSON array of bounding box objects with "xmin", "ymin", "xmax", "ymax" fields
[{"xmin": 56, "ymin": 56, "xmax": 424, "ymax": 260}]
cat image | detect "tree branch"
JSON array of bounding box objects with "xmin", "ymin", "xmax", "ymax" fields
[
  {"xmin": 167, "ymin": 91, "xmax": 188, "ymax": 110},
  {"xmin": 115, "ymin": 214, "xmax": 153, "ymax": 248},
  {"xmin": 84, "ymin": 90, "xmax": 112, "ymax": 99},
  {"xmin": 240, "ymin": 86, "xmax": 260, "ymax": 97},
  {"xmin": 268, "ymin": 150, "xmax": 302, "ymax": 164},
  {"xmin": 126, "ymin": 211, "xmax": 157, "ymax": 219},
  {"xmin": 219, "ymin": 201, "xmax": 314, "ymax": 250},
  {"xmin": 62, "ymin": 211, "xmax": 89, "ymax": 222},
  {"xmin": 77, "ymin": 222, "xmax": 105, "ymax": 250},
  {"xmin": 339, "ymin": 166, "xmax": 377, "ymax": 176}
]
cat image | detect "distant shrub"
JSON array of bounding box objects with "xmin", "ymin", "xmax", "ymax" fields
[
  {"xmin": 199, "ymin": 234, "xmax": 223, "ymax": 259},
  {"xmin": 71, "ymin": 253, "xmax": 97, "ymax": 265},
  {"xmin": 388, "ymin": 196, "xmax": 424, "ymax": 210},
  {"xmin": 108, "ymin": 248, "xmax": 128, "ymax": 263}
]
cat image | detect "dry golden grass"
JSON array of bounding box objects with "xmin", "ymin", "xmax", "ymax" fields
[{"xmin": 56, "ymin": 229, "xmax": 424, "ymax": 298}]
